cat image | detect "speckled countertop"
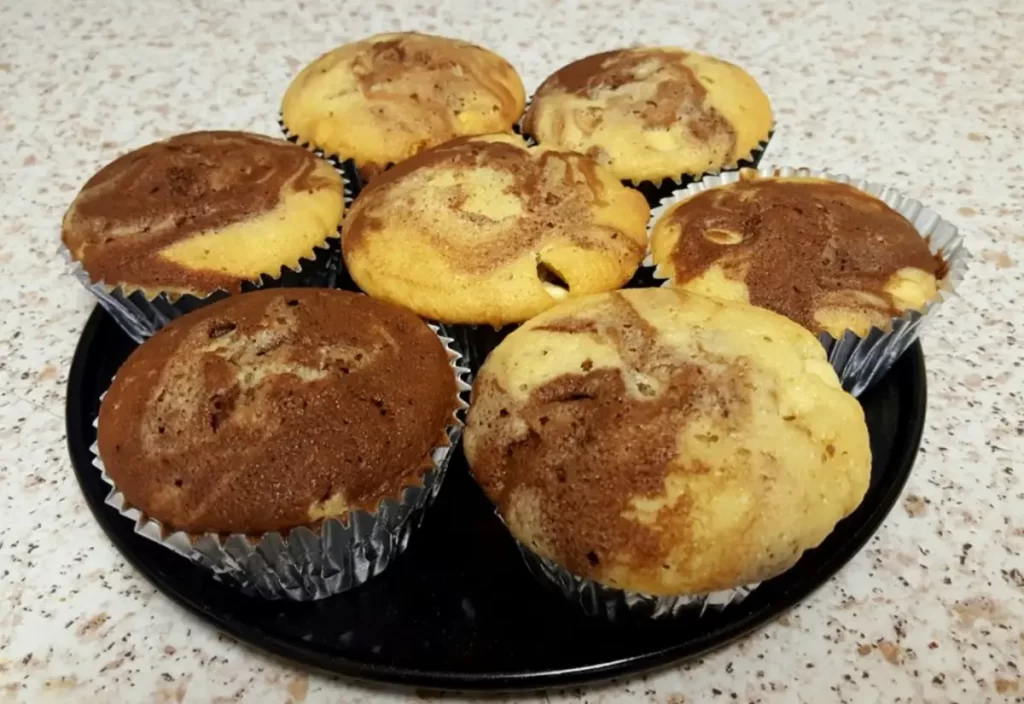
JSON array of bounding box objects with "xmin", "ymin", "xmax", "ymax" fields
[{"xmin": 1, "ymin": 0, "xmax": 1021, "ymax": 701}]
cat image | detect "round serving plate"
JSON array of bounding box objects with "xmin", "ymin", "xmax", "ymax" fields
[{"xmin": 66, "ymin": 305, "xmax": 926, "ymax": 692}]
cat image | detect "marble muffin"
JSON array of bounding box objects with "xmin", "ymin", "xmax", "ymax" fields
[
  {"xmin": 649, "ymin": 173, "xmax": 945, "ymax": 337},
  {"xmin": 97, "ymin": 288, "xmax": 459, "ymax": 535},
  {"xmin": 522, "ymin": 47, "xmax": 772, "ymax": 186},
  {"xmin": 464, "ymin": 288, "xmax": 871, "ymax": 596},
  {"xmin": 62, "ymin": 131, "xmax": 345, "ymax": 299},
  {"xmin": 342, "ymin": 133, "xmax": 650, "ymax": 326},
  {"xmin": 281, "ymin": 32, "xmax": 526, "ymax": 180}
]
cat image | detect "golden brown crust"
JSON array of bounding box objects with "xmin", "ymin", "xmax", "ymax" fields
[
  {"xmin": 521, "ymin": 48, "xmax": 772, "ymax": 183},
  {"xmin": 652, "ymin": 175, "xmax": 944, "ymax": 332},
  {"xmin": 62, "ymin": 131, "xmax": 341, "ymax": 294},
  {"xmin": 280, "ymin": 32, "xmax": 526, "ymax": 176},
  {"xmin": 465, "ymin": 289, "xmax": 871, "ymax": 595},
  {"xmin": 523, "ymin": 49, "xmax": 733, "ymax": 140},
  {"xmin": 342, "ymin": 133, "xmax": 650, "ymax": 325},
  {"xmin": 97, "ymin": 288, "xmax": 457, "ymax": 535},
  {"xmin": 343, "ymin": 135, "xmax": 625, "ymax": 268}
]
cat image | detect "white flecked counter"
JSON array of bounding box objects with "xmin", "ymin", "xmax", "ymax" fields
[{"xmin": 1, "ymin": 0, "xmax": 1022, "ymax": 701}]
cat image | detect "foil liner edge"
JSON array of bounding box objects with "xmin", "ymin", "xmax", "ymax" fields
[
  {"xmin": 515, "ymin": 538, "xmax": 756, "ymax": 621},
  {"xmin": 624, "ymin": 129, "xmax": 775, "ymax": 190},
  {"xmin": 61, "ymin": 225, "xmax": 346, "ymax": 344}
]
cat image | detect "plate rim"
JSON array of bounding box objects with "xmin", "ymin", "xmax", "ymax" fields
[{"xmin": 65, "ymin": 305, "xmax": 927, "ymax": 692}]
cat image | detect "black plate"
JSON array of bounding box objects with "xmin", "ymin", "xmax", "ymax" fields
[{"xmin": 66, "ymin": 305, "xmax": 926, "ymax": 692}]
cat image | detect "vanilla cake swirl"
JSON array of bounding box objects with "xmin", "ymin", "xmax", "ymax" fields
[{"xmin": 342, "ymin": 133, "xmax": 650, "ymax": 326}]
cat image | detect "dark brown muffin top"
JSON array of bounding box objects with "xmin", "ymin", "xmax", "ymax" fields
[
  {"xmin": 62, "ymin": 131, "xmax": 343, "ymax": 295},
  {"xmin": 97, "ymin": 288, "xmax": 458, "ymax": 535},
  {"xmin": 650, "ymin": 175, "xmax": 945, "ymax": 336}
]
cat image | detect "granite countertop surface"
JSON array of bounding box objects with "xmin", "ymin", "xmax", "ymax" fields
[{"xmin": 1, "ymin": 0, "xmax": 1022, "ymax": 701}]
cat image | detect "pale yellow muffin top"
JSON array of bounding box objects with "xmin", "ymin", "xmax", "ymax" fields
[
  {"xmin": 522, "ymin": 47, "xmax": 772, "ymax": 184},
  {"xmin": 649, "ymin": 173, "xmax": 944, "ymax": 338},
  {"xmin": 62, "ymin": 131, "xmax": 345, "ymax": 298},
  {"xmin": 281, "ymin": 32, "xmax": 526, "ymax": 178},
  {"xmin": 342, "ymin": 133, "xmax": 650, "ymax": 326},
  {"xmin": 465, "ymin": 288, "xmax": 871, "ymax": 596}
]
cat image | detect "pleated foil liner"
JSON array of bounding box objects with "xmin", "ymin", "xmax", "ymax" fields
[
  {"xmin": 645, "ymin": 166, "xmax": 969, "ymax": 397},
  {"xmin": 624, "ymin": 131, "xmax": 774, "ymax": 209},
  {"xmin": 448, "ymin": 324, "xmax": 517, "ymax": 380},
  {"xmin": 90, "ymin": 326, "xmax": 472, "ymax": 601},
  {"xmin": 279, "ymin": 116, "xmax": 396, "ymax": 200},
  {"xmin": 518, "ymin": 544, "xmax": 756, "ymax": 622},
  {"xmin": 63, "ymin": 237, "xmax": 345, "ymax": 344}
]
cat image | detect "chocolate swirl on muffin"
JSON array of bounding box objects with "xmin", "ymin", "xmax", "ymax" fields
[
  {"xmin": 62, "ymin": 131, "xmax": 344, "ymax": 296},
  {"xmin": 98, "ymin": 288, "xmax": 458, "ymax": 535},
  {"xmin": 281, "ymin": 32, "xmax": 526, "ymax": 178},
  {"xmin": 522, "ymin": 48, "xmax": 772, "ymax": 185},
  {"xmin": 465, "ymin": 288, "xmax": 870, "ymax": 596},
  {"xmin": 650, "ymin": 174, "xmax": 944, "ymax": 336},
  {"xmin": 342, "ymin": 133, "xmax": 649, "ymax": 325}
]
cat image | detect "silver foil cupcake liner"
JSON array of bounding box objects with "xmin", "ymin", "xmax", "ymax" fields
[
  {"xmin": 90, "ymin": 326, "xmax": 471, "ymax": 601},
  {"xmin": 646, "ymin": 166, "xmax": 968, "ymax": 397},
  {"xmin": 623, "ymin": 131, "xmax": 774, "ymax": 209},
  {"xmin": 62, "ymin": 237, "xmax": 344, "ymax": 344},
  {"xmin": 448, "ymin": 323, "xmax": 517, "ymax": 380},
  {"xmin": 279, "ymin": 116, "xmax": 394, "ymax": 199},
  {"xmin": 518, "ymin": 543, "xmax": 755, "ymax": 621}
]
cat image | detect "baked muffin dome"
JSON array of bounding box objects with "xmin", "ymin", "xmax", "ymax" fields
[
  {"xmin": 281, "ymin": 32, "xmax": 526, "ymax": 179},
  {"xmin": 342, "ymin": 133, "xmax": 650, "ymax": 326},
  {"xmin": 464, "ymin": 288, "xmax": 870, "ymax": 596},
  {"xmin": 97, "ymin": 288, "xmax": 458, "ymax": 535},
  {"xmin": 649, "ymin": 173, "xmax": 944, "ymax": 337},
  {"xmin": 62, "ymin": 131, "xmax": 345, "ymax": 298},
  {"xmin": 522, "ymin": 48, "xmax": 772, "ymax": 185}
]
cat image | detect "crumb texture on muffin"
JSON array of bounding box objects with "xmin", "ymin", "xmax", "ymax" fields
[
  {"xmin": 464, "ymin": 288, "xmax": 870, "ymax": 596},
  {"xmin": 97, "ymin": 288, "xmax": 457, "ymax": 535},
  {"xmin": 62, "ymin": 131, "xmax": 344, "ymax": 297},
  {"xmin": 342, "ymin": 133, "xmax": 650, "ymax": 326},
  {"xmin": 522, "ymin": 48, "xmax": 772, "ymax": 184},
  {"xmin": 650, "ymin": 174, "xmax": 943, "ymax": 337},
  {"xmin": 281, "ymin": 32, "xmax": 526, "ymax": 175}
]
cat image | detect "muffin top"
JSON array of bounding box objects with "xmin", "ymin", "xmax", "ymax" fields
[
  {"xmin": 342, "ymin": 133, "xmax": 650, "ymax": 326},
  {"xmin": 62, "ymin": 131, "xmax": 345, "ymax": 298},
  {"xmin": 97, "ymin": 288, "xmax": 458, "ymax": 535},
  {"xmin": 521, "ymin": 48, "xmax": 772, "ymax": 184},
  {"xmin": 281, "ymin": 32, "xmax": 526, "ymax": 178},
  {"xmin": 464, "ymin": 288, "xmax": 870, "ymax": 596},
  {"xmin": 650, "ymin": 173, "xmax": 944, "ymax": 337}
]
